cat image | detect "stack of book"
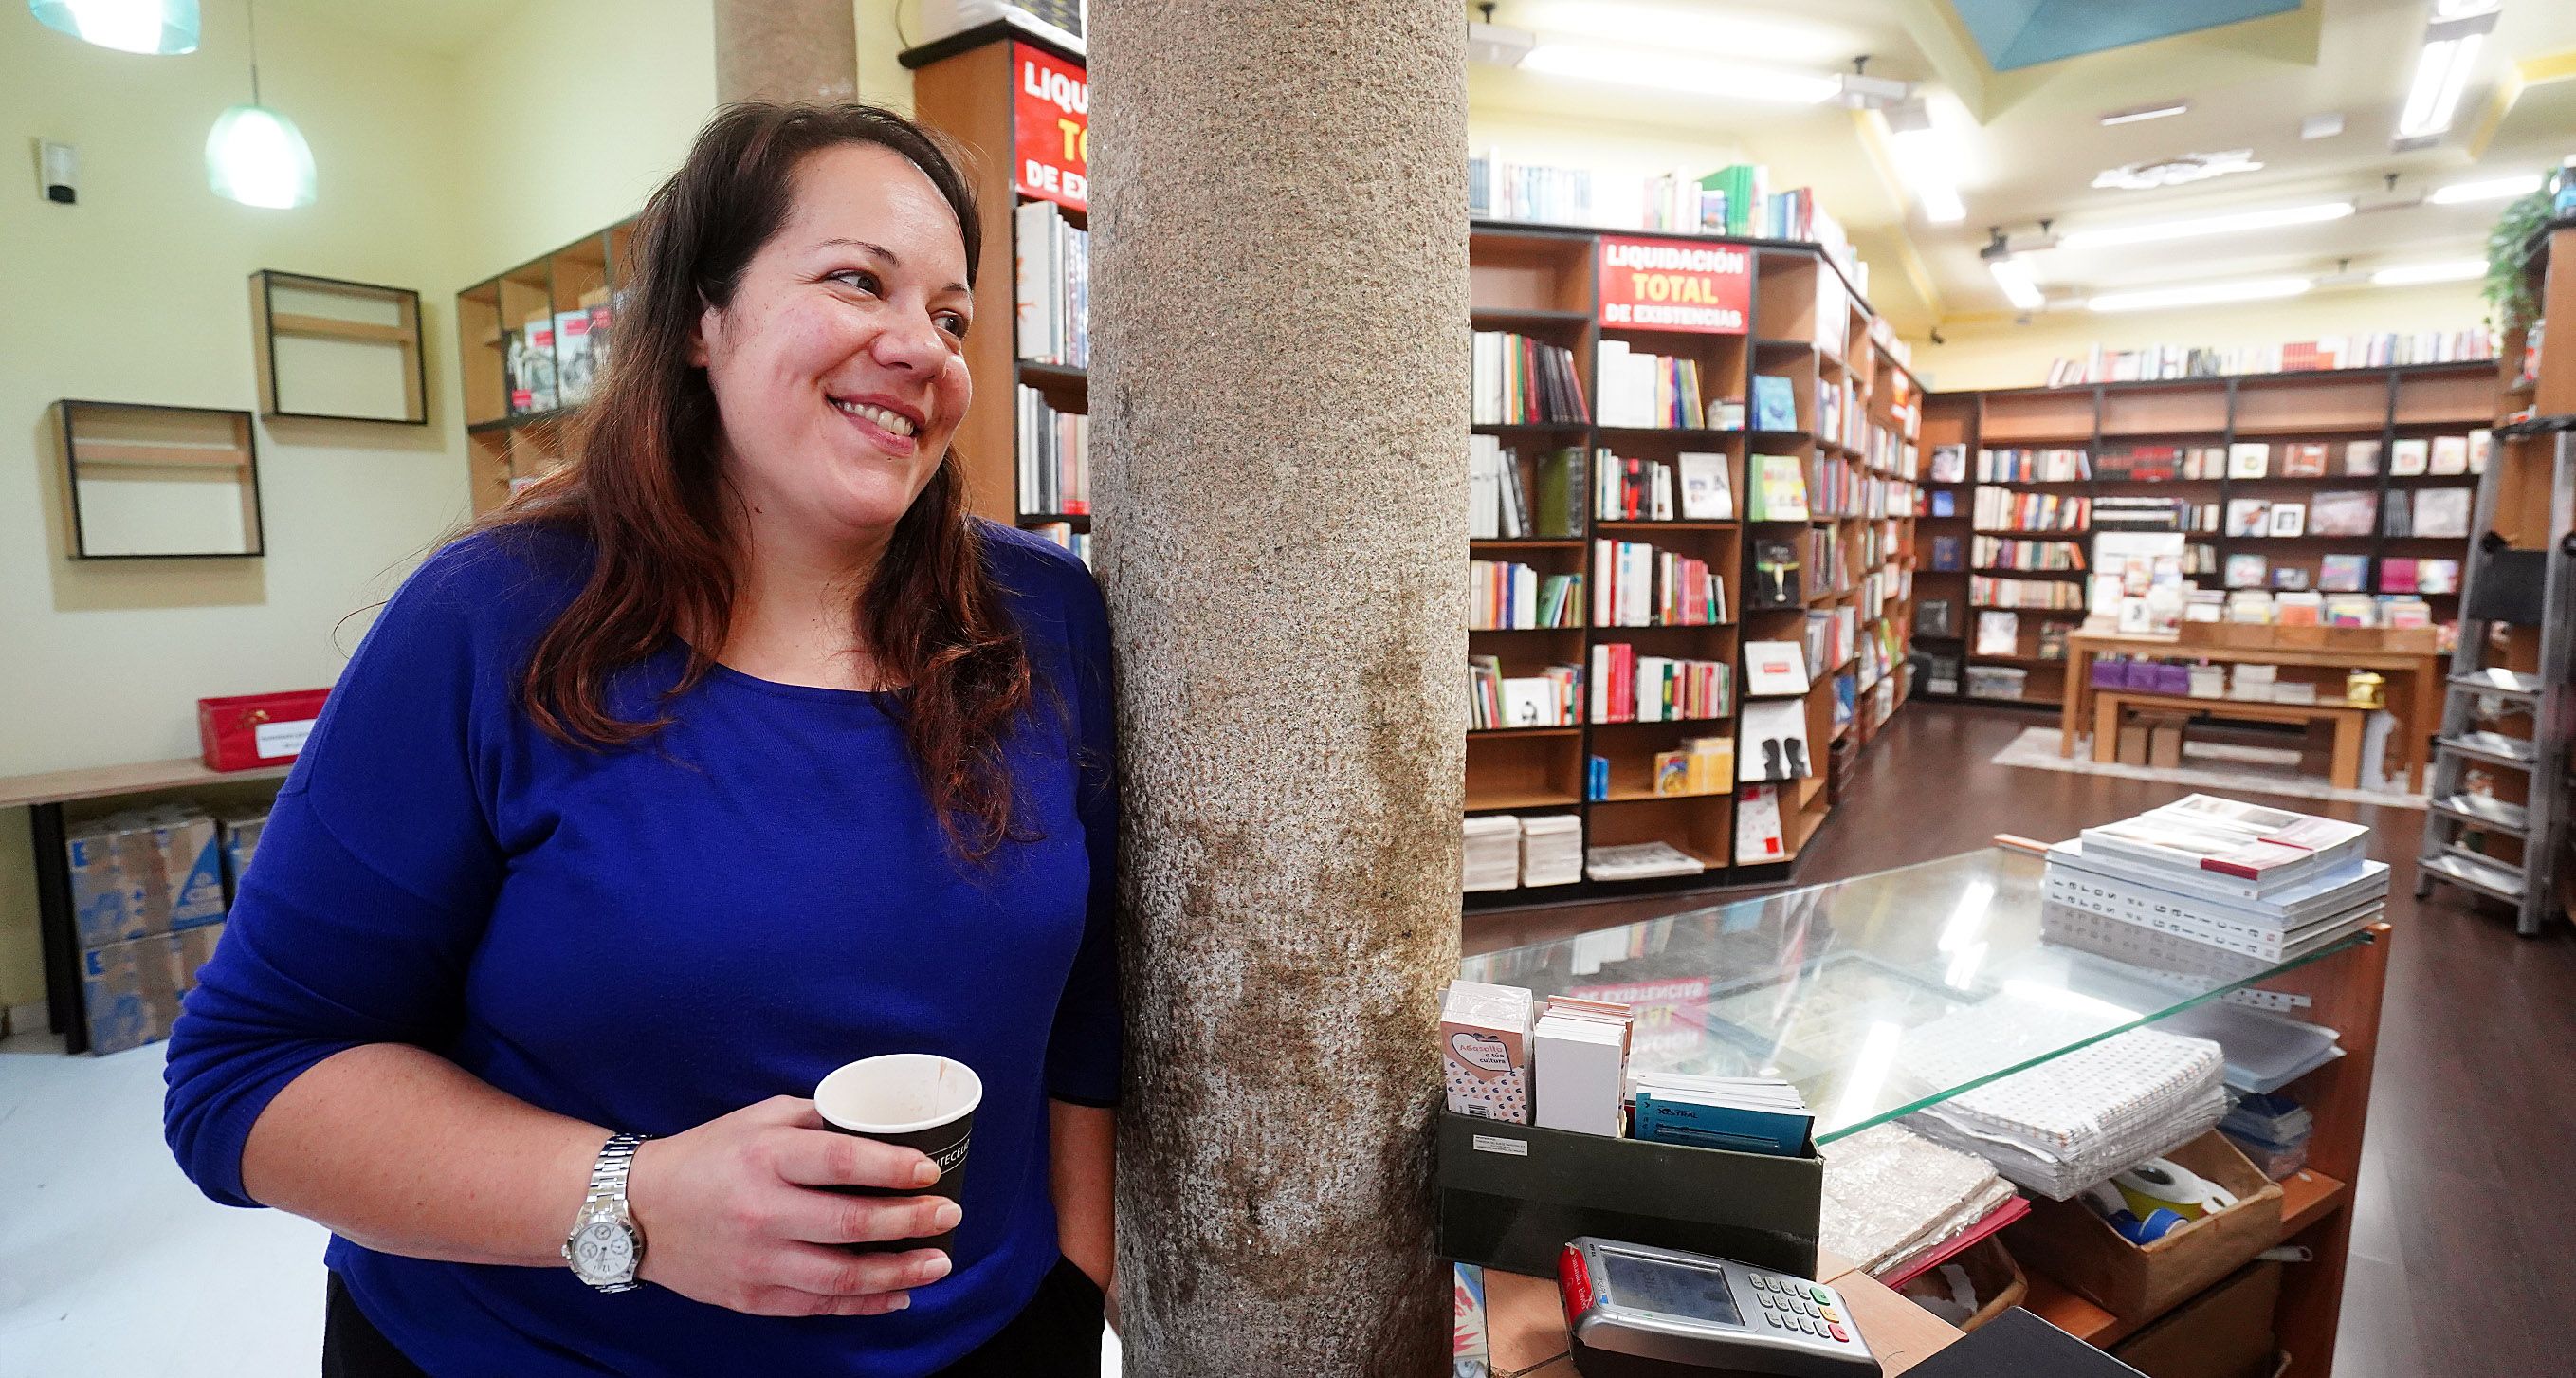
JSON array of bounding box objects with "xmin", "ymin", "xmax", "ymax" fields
[
  {"xmin": 2040, "ymin": 795, "xmax": 2388, "ymax": 969},
  {"xmin": 1014, "ymin": 200, "xmax": 1089, "ymax": 368},
  {"xmin": 1468, "ymin": 560, "xmax": 1581, "ymax": 630},
  {"xmin": 1520, "ymin": 815, "xmax": 1583, "ymax": 888},
  {"xmin": 1976, "ymin": 448, "xmax": 2092, "ymax": 483},
  {"xmin": 1629, "ymin": 1071, "xmax": 1814, "ymax": 1155},
  {"xmin": 1586, "ymin": 840, "xmax": 1706, "ymax": 882},
  {"xmin": 1462, "ymin": 816, "xmax": 1523, "ymax": 892},
  {"xmin": 1468, "ymin": 655, "xmax": 1581, "ymax": 729},
  {"xmin": 1592, "ymin": 540, "xmax": 1726, "ymax": 627},
  {"xmin": 1588, "ymin": 646, "xmax": 1730, "ymax": 723},
  {"xmin": 2218, "ymin": 1091, "xmax": 2311, "ymax": 1182},
  {"xmin": 1014, "ymin": 386, "xmax": 1088, "ymax": 516},
  {"xmin": 1594, "ymin": 341, "xmax": 1707, "ymax": 429}
]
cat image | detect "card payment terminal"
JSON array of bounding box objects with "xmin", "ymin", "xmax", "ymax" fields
[{"xmin": 1557, "ymin": 1238, "xmax": 1883, "ymax": 1378}]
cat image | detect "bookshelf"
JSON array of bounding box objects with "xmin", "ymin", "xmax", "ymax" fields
[
  {"xmin": 248, "ymin": 271, "xmax": 426, "ymax": 426},
  {"xmin": 906, "ymin": 25, "xmax": 1093, "ymax": 560},
  {"xmin": 1922, "ymin": 362, "xmax": 2494, "ymax": 706},
  {"xmin": 1463, "ymin": 222, "xmax": 1922, "ymax": 907},
  {"xmin": 454, "ymin": 220, "xmax": 639, "ymax": 514}
]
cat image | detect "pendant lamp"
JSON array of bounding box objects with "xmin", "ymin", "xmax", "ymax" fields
[
  {"xmin": 204, "ymin": 0, "xmax": 313, "ymax": 209},
  {"xmin": 28, "ymin": 0, "xmax": 199, "ymax": 54}
]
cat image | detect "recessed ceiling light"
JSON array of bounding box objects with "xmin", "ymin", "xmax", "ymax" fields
[
  {"xmin": 2300, "ymin": 113, "xmax": 2345, "ymax": 140},
  {"xmin": 2058, "ymin": 200, "xmax": 2354, "ymax": 249},
  {"xmin": 2100, "ymin": 101, "xmax": 2188, "ymax": 126},
  {"xmin": 2092, "ymin": 150, "xmax": 2262, "ymax": 192},
  {"xmin": 2428, "ymin": 173, "xmax": 2544, "ymax": 204},
  {"xmin": 2089, "ymin": 278, "xmax": 2313, "ymax": 313},
  {"xmin": 2371, "ymin": 258, "xmax": 2486, "ymax": 285}
]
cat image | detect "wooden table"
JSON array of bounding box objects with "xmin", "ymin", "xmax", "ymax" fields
[
  {"xmin": 2059, "ymin": 632, "xmax": 2442, "ymax": 792},
  {"xmin": 1, "ymin": 756, "xmax": 289, "ymax": 1053},
  {"xmin": 1481, "ymin": 1247, "xmax": 1964, "ymax": 1375},
  {"xmin": 2092, "ymin": 690, "xmax": 2370, "ymax": 789}
]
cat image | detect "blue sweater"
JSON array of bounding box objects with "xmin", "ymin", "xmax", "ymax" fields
[{"xmin": 163, "ymin": 522, "xmax": 1120, "ymax": 1377}]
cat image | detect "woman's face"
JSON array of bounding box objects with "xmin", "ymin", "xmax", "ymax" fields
[{"xmin": 696, "ymin": 143, "xmax": 974, "ymax": 552}]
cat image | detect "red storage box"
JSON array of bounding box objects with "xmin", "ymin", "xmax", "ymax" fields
[{"xmin": 197, "ymin": 689, "xmax": 330, "ymax": 772}]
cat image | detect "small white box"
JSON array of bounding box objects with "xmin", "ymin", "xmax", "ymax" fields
[
  {"xmin": 1533, "ymin": 1013, "xmax": 1626, "ymax": 1137},
  {"xmin": 2188, "ymin": 666, "xmax": 2226, "ymax": 699},
  {"xmin": 2272, "ymin": 680, "xmax": 2318, "ymax": 705}
]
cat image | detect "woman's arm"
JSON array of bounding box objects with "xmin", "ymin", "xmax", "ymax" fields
[{"xmin": 1050, "ymin": 1099, "xmax": 1115, "ymax": 1294}]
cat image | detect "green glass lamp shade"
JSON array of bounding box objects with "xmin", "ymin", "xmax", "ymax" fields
[
  {"xmin": 205, "ymin": 103, "xmax": 316, "ymax": 209},
  {"xmin": 28, "ymin": 0, "xmax": 199, "ymax": 54}
]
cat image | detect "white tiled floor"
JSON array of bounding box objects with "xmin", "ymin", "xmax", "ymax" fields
[{"xmin": 0, "ymin": 1031, "xmax": 1122, "ymax": 1377}]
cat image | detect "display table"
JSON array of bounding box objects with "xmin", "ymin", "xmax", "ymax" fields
[
  {"xmin": 1, "ymin": 756, "xmax": 290, "ymax": 1053},
  {"xmin": 1481, "ymin": 1248, "xmax": 1964, "ymax": 1375},
  {"xmin": 2092, "ymin": 689, "xmax": 2369, "ymax": 787},
  {"xmin": 1458, "ymin": 848, "xmax": 2391, "ymax": 1376},
  {"xmin": 2057, "ymin": 631, "xmax": 2440, "ymax": 791}
]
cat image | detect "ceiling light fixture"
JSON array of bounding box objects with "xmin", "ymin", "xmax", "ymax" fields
[
  {"xmin": 205, "ymin": 0, "xmax": 314, "ymax": 209},
  {"xmin": 1989, "ymin": 258, "xmax": 2045, "ymax": 311},
  {"xmin": 2099, "ymin": 101, "xmax": 2188, "ymax": 126},
  {"xmin": 27, "ymin": 0, "xmax": 197, "ymax": 52},
  {"xmin": 2393, "ymin": 2, "xmax": 2501, "ymax": 148},
  {"xmin": 2370, "ymin": 257, "xmax": 2486, "ymax": 285},
  {"xmin": 2428, "ymin": 172, "xmax": 2545, "ymax": 204},
  {"xmin": 2300, "ymin": 112, "xmax": 2346, "ymax": 140},
  {"xmin": 1520, "ymin": 44, "xmax": 1842, "ymax": 103},
  {"xmin": 1879, "ymin": 98, "xmax": 1965, "ymax": 224},
  {"xmin": 2058, "ymin": 200, "xmax": 2353, "ymax": 249},
  {"xmin": 2092, "ymin": 149, "xmax": 2262, "ymax": 192},
  {"xmin": 2089, "ymin": 278, "xmax": 2313, "ymax": 313}
]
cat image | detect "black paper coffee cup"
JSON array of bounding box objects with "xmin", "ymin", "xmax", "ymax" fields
[{"xmin": 814, "ymin": 1054, "xmax": 982, "ymax": 1255}]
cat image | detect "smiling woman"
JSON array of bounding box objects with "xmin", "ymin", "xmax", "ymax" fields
[{"xmin": 163, "ymin": 103, "xmax": 1120, "ymax": 1378}]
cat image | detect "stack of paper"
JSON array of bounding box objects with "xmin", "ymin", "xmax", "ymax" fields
[
  {"xmin": 2220, "ymin": 1091, "xmax": 2313, "ymax": 1181},
  {"xmin": 1585, "ymin": 840, "xmax": 1705, "ymax": 882},
  {"xmin": 1535, "ymin": 998, "xmax": 1634, "ymax": 1137},
  {"xmin": 1820, "ymin": 1124, "xmax": 2022, "ymax": 1277},
  {"xmin": 1627, "ymin": 1070, "xmax": 1813, "ymax": 1156},
  {"xmin": 2156, "ymin": 1001, "xmax": 2342, "ymax": 1094},
  {"xmin": 1517, "ymin": 814, "xmax": 1582, "ymax": 888},
  {"xmin": 1463, "ymin": 816, "xmax": 1522, "ymax": 892},
  {"xmin": 1901, "ymin": 1024, "xmax": 2229, "ymax": 1200}
]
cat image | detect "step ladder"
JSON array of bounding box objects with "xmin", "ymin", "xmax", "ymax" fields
[{"xmin": 2414, "ymin": 423, "xmax": 2576, "ymax": 936}]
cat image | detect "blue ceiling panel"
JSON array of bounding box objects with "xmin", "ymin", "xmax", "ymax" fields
[{"xmin": 1948, "ymin": 0, "xmax": 2305, "ymax": 70}]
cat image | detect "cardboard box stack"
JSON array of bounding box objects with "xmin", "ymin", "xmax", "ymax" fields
[{"xmin": 67, "ymin": 805, "xmax": 228, "ymax": 1055}]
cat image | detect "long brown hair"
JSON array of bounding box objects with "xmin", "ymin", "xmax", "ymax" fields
[{"xmin": 485, "ymin": 103, "xmax": 1032, "ymax": 860}]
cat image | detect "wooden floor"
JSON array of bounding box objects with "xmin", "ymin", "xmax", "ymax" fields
[{"xmin": 1466, "ymin": 700, "xmax": 2576, "ymax": 1378}]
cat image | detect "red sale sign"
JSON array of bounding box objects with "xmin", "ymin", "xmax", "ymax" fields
[
  {"xmin": 1597, "ymin": 235, "xmax": 1750, "ymax": 334},
  {"xmin": 1013, "ymin": 43, "xmax": 1087, "ymax": 211}
]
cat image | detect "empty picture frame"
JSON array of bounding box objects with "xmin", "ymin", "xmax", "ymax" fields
[
  {"xmin": 248, "ymin": 270, "xmax": 428, "ymax": 424},
  {"xmin": 59, "ymin": 400, "xmax": 265, "ymax": 558}
]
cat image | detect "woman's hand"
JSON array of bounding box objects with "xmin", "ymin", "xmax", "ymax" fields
[{"xmin": 624, "ymin": 1095, "xmax": 959, "ymax": 1316}]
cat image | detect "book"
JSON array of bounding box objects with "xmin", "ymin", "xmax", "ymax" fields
[
  {"xmin": 1750, "ymin": 374, "xmax": 1799, "ymax": 432},
  {"xmin": 553, "ymin": 309, "xmax": 595, "ymax": 406},
  {"xmin": 1472, "ymin": 330, "xmax": 1590, "ymax": 425},
  {"xmin": 1531, "ymin": 447, "xmax": 1585, "ymax": 538},
  {"xmin": 2225, "ymin": 499, "xmax": 2271, "ymax": 537},
  {"xmin": 2227, "ymin": 442, "xmax": 2270, "ymax": 479},
  {"xmin": 1914, "ymin": 597, "xmax": 1956, "ymax": 637},
  {"xmin": 2418, "ymin": 558, "xmax": 2460, "ymax": 594},
  {"xmin": 2269, "ymin": 503, "xmax": 2306, "ymax": 538},
  {"xmin": 1734, "ymin": 784, "xmax": 1785, "ymax": 863},
  {"xmin": 1751, "ymin": 538, "xmax": 1802, "ymax": 607},
  {"xmin": 508, "ymin": 312, "xmax": 558, "ymax": 413},
  {"xmin": 2341, "ymin": 440, "xmax": 2381, "ymax": 475},
  {"xmin": 2225, "ymin": 554, "xmax": 2268, "ymax": 588},
  {"xmin": 1748, "ymin": 453, "xmax": 1810, "ymax": 522},
  {"xmin": 1973, "ymin": 609, "xmax": 2019, "ymax": 656},
  {"xmin": 1585, "ymin": 841, "xmax": 1705, "ymax": 881},
  {"xmin": 2047, "ymin": 837, "xmax": 2388, "ymax": 924},
  {"xmin": 2270, "ymin": 564, "xmax": 2311, "ymax": 591},
  {"xmin": 2389, "ymin": 438, "xmax": 2429, "ymax": 475},
  {"xmin": 1739, "ymin": 700, "xmax": 1813, "ymax": 781},
  {"xmin": 1743, "ymin": 640, "xmax": 1811, "ymax": 695},
  {"xmin": 1929, "ymin": 444, "xmax": 1967, "ymax": 483},
  {"xmin": 2317, "ymin": 554, "xmax": 2369, "ymax": 592},
  {"xmin": 2382, "ymin": 489, "xmax": 2413, "ymax": 538},
  {"xmin": 1677, "ymin": 451, "xmax": 1733, "ymax": 520},
  {"xmin": 2081, "ymin": 794, "xmax": 2370, "ymax": 888},
  {"xmin": 2280, "ymin": 442, "xmax": 2329, "ymax": 478},
  {"xmin": 2429, "ymin": 434, "xmax": 2469, "ymax": 476},
  {"xmin": 2379, "ymin": 557, "xmax": 2419, "ymax": 593},
  {"xmin": 2413, "ymin": 487, "xmax": 2471, "ymax": 539},
  {"xmin": 1931, "ymin": 489, "xmax": 1957, "ymax": 518},
  {"xmin": 2309, "ymin": 490, "xmax": 2376, "ymax": 537},
  {"xmin": 1629, "ymin": 1072, "xmax": 1813, "ymax": 1156}
]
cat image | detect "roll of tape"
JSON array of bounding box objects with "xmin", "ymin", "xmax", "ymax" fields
[{"xmin": 2113, "ymin": 1157, "xmax": 2238, "ymax": 1221}]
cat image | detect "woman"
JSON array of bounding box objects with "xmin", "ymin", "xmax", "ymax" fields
[{"xmin": 164, "ymin": 103, "xmax": 1119, "ymax": 1378}]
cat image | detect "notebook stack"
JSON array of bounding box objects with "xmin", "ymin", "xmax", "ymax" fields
[
  {"xmin": 1518, "ymin": 814, "xmax": 1583, "ymax": 888},
  {"xmin": 2039, "ymin": 794, "xmax": 2386, "ymax": 971},
  {"xmin": 1626, "ymin": 1071, "xmax": 1815, "ymax": 1156},
  {"xmin": 1462, "ymin": 816, "xmax": 1523, "ymax": 892}
]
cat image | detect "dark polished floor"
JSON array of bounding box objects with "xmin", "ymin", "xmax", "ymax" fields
[{"xmin": 1467, "ymin": 701, "xmax": 2576, "ymax": 1378}]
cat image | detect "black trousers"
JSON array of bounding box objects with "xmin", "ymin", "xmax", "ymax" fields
[{"xmin": 322, "ymin": 1260, "xmax": 1105, "ymax": 1377}]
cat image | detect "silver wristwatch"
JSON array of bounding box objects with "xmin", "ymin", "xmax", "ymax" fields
[{"xmin": 563, "ymin": 1132, "xmax": 649, "ymax": 1293}]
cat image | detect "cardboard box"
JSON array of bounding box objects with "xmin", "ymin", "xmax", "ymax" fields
[
  {"xmin": 81, "ymin": 922, "xmax": 226, "ymax": 1056},
  {"xmin": 1436, "ymin": 1113, "xmax": 1822, "ymax": 1280},
  {"xmin": 2005, "ymin": 1131, "xmax": 2285, "ymax": 1320},
  {"xmin": 2149, "ymin": 725, "xmax": 2183, "ymax": 770},
  {"xmin": 217, "ymin": 810, "xmax": 268, "ymax": 902},
  {"xmin": 2117, "ymin": 726, "xmax": 2150, "ymax": 765},
  {"xmin": 65, "ymin": 807, "xmax": 226, "ymax": 948},
  {"xmin": 2110, "ymin": 1260, "xmax": 2282, "ymax": 1378}
]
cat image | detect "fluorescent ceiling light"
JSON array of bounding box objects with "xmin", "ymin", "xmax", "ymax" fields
[
  {"xmin": 2059, "ymin": 200, "xmax": 2352, "ymax": 249},
  {"xmin": 2371, "ymin": 258, "xmax": 2486, "ymax": 285},
  {"xmin": 1522, "ymin": 44, "xmax": 1840, "ymax": 103},
  {"xmin": 2100, "ymin": 101, "xmax": 2187, "ymax": 126},
  {"xmin": 2089, "ymin": 278, "xmax": 2312, "ymax": 313},
  {"xmin": 1877, "ymin": 100, "xmax": 1966, "ymax": 224},
  {"xmin": 2397, "ymin": 31, "xmax": 2485, "ymax": 140},
  {"xmin": 1989, "ymin": 258, "xmax": 2045, "ymax": 311},
  {"xmin": 2429, "ymin": 173, "xmax": 2544, "ymax": 204},
  {"xmin": 2432, "ymin": 0, "xmax": 2501, "ymax": 17}
]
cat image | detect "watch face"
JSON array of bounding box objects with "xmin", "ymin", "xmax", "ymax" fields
[{"xmin": 573, "ymin": 1219, "xmax": 636, "ymax": 1283}]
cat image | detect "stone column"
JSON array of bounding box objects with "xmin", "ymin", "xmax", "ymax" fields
[
  {"xmin": 711, "ymin": 0, "xmax": 856, "ymax": 105},
  {"xmin": 1088, "ymin": 2, "xmax": 1469, "ymax": 1372}
]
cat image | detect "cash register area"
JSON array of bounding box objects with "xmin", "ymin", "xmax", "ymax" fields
[{"xmin": 5, "ymin": 713, "xmax": 2567, "ymax": 1374}]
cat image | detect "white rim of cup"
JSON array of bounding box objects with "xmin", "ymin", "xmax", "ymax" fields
[{"xmin": 816, "ymin": 1054, "xmax": 984, "ymax": 1134}]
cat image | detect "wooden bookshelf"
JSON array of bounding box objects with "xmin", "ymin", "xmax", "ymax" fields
[
  {"xmin": 453, "ymin": 220, "xmax": 638, "ymax": 514},
  {"xmin": 1461, "ymin": 221, "xmax": 1921, "ymax": 908},
  {"xmin": 249, "ymin": 271, "xmax": 426, "ymax": 425},
  {"xmin": 1926, "ymin": 361, "xmax": 2494, "ymax": 704}
]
